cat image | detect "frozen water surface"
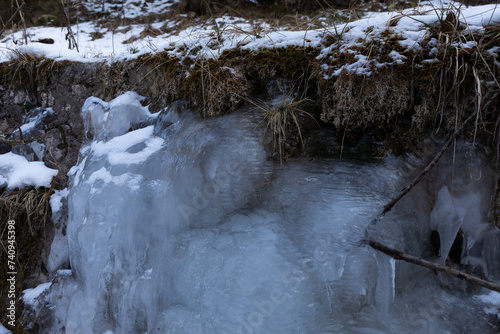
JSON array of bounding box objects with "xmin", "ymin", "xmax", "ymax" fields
[{"xmin": 38, "ymin": 93, "xmax": 500, "ymax": 333}]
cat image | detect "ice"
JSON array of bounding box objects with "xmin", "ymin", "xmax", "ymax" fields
[
  {"xmin": 430, "ymin": 186, "xmax": 463, "ymax": 261},
  {"xmin": 430, "ymin": 185, "xmax": 490, "ymax": 264},
  {"xmin": 0, "ymin": 323, "xmax": 11, "ymax": 334},
  {"xmin": 82, "ymin": 91, "xmax": 158, "ymax": 141},
  {"xmin": 0, "ymin": 152, "xmax": 58, "ymax": 189},
  {"xmin": 40, "ymin": 92, "xmax": 500, "ymax": 333},
  {"xmin": 47, "ymin": 229, "xmax": 70, "ymax": 273}
]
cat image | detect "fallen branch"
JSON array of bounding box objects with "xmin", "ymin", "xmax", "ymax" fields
[{"xmin": 369, "ymin": 240, "xmax": 500, "ymax": 293}]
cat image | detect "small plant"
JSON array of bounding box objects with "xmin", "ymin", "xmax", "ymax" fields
[
  {"xmin": 205, "ymin": 2, "xmax": 226, "ymax": 45},
  {"xmin": 127, "ymin": 44, "xmax": 139, "ymax": 54},
  {"xmin": 320, "ymin": 2, "xmax": 359, "ymax": 45},
  {"xmin": 251, "ymin": 92, "xmax": 318, "ymax": 162}
]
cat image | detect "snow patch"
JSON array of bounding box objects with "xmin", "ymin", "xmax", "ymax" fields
[
  {"xmin": 86, "ymin": 168, "xmax": 143, "ymax": 193},
  {"xmin": 50, "ymin": 188, "xmax": 70, "ymax": 213},
  {"xmin": 91, "ymin": 126, "xmax": 164, "ymax": 165},
  {"xmin": 22, "ymin": 282, "xmax": 52, "ymax": 306},
  {"xmin": 475, "ymin": 291, "xmax": 500, "ymax": 318},
  {"xmin": 0, "ymin": 152, "xmax": 58, "ymax": 189}
]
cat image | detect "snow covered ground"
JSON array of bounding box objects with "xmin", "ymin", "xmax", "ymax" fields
[{"xmin": 0, "ymin": 1, "xmax": 499, "ymax": 76}]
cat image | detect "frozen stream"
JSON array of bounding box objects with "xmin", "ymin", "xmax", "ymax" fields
[{"xmin": 32, "ymin": 93, "xmax": 500, "ymax": 333}]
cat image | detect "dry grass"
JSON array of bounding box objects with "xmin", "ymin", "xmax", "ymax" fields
[
  {"xmin": 0, "ymin": 187, "xmax": 52, "ymax": 236},
  {"xmin": 184, "ymin": 58, "xmax": 250, "ymax": 117},
  {"xmin": 250, "ymin": 91, "xmax": 318, "ymax": 161},
  {"xmin": 320, "ymin": 70, "xmax": 411, "ymax": 128}
]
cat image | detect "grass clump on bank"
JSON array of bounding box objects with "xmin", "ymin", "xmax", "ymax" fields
[{"xmin": 0, "ymin": 186, "xmax": 52, "ymax": 333}]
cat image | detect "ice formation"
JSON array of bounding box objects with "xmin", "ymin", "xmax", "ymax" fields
[{"xmin": 25, "ymin": 92, "xmax": 499, "ymax": 333}]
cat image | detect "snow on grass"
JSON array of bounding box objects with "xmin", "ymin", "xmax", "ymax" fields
[
  {"xmin": 82, "ymin": 0, "xmax": 181, "ymax": 19},
  {"xmin": 0, "ymin": 1, "xmax": 499, "ymax": 72},
  {"xmin": 0, "ymin": 152, "xmax": 58, "ymax": 189}
]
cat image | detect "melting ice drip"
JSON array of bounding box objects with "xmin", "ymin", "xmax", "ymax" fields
[{"xmin": 34, "ymin": 93, "xmax": 500, "ymax": 334}]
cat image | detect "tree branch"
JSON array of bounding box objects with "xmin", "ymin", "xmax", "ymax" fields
[{"xmin": 369, "ymin": 240, "xmax": 500, "ymax": 293}]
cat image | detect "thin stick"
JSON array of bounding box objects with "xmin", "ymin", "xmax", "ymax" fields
[
  {"xmin": 0, "ymin": 1, "xmax": 26, "ymax": 38},
  {"xmin": 0, "ymin": 131, "xmax": 47, "ymax": 146},
  {"xmin": 369, "ymin": 240, "xmax": 500, "ymax": 293}
]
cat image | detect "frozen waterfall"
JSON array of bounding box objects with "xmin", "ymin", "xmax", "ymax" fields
[{"xmin": 29, "ymin": 92, "xmax": 500, "ymax": 333}]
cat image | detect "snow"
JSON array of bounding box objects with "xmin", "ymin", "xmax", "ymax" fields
[
  {"xmin": 82, "ymin": 0, "xmax": 181, "ymax": 19},
  {"xmin": 475, "ymin": 291, "xmax": 500, "ymax": 318},
  {"xmin": 476, "ymin": 291, "xmax": 500, "ymax": 305},
  {"xmin": 86, "ymin": 167, "xmax": 143, "ymax": 193},
  {"xmin": 1, "ymin": 1, "xmax": 498, "ymax": 71},
  {"xmin": 50, "ymin": 188, "xmax": 69, "ymax": 213},
  {"xmin": 22, "ymin": 282, "xmax": 52, "ymax": 306},
  {"xmin": 15, "ymin": 107, "xmax": 55, "ymax": 134},
  {"xmin": 0, "ymin": 152, "xmax": 58, "ymax": 189},
  {"xmin": 91, "ymin": 126, "xmax": 164, "ymax": 165}
]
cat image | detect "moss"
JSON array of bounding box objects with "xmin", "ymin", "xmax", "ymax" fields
[{"xmin": 244, "ymin": 45, "xmax": 319, "ymax": 80}]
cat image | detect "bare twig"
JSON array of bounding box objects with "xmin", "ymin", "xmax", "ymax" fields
[
  {"xmin": 369, "ymin": 240, "xmax": 500, "ymax": 293},
  {"xmin": 61, "ymin": 0, "xmax": 79, "ymax": 52},
  {"xmin": 0, "ymin": 128, "xmax": 47, "ymax": 146},
  {"xmin": 0, "ymin": 1, "xmax": 26, "ymax": 38}
]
